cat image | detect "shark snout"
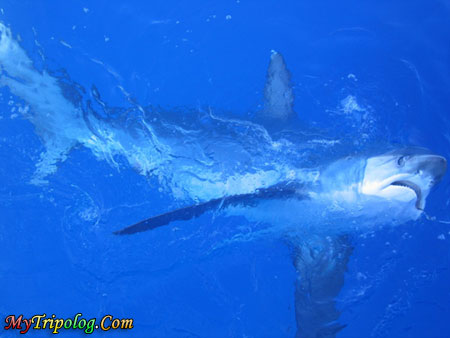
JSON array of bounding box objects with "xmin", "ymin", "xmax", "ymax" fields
[
  {"xmin": 419, "ymin": 155, "xmax": 447, "ymax": 185},
  {"xmin": 361, "ymin": 148, "xmax": 446, "ymax": 211}
]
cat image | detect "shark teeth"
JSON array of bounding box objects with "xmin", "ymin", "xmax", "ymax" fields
[{"xmin": 390, "ymin": 180, "xmax": 423, "ymax": 210}]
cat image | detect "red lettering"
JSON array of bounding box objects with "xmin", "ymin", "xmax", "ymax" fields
[
  {"xmin": 4, "ymin": 315, "xmax": 23, "ymax": 330},
  {"xmin": 20, "ymin": 318, "xmax": 32, "ymax": 334}
]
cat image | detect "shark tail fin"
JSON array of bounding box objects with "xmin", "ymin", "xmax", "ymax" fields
[
  {"xmin": 257, "ymin": 50, "xmax": 296, "ymax": 124},
  {"xmin": 292, "ymin": 235, "xmax": 353, "ymax": 338}
]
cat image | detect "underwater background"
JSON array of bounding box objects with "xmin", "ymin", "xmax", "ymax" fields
[{"xmin": 0, "ymin": 1, "xmax": 449, "ymax": 337}]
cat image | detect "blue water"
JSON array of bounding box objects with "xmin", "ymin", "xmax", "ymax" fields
[{"xmin": 1, "ymin": 1, "xmax": 449, "ymax": 337}]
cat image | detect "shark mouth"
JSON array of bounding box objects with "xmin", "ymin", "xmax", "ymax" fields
[{"xmin": 391, "ymin": 180, "xmax": 423, "ymax": 210}]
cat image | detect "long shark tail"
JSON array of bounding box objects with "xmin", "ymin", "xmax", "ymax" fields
[{"xmin": 292, "ymin": 235, "xmax": 353, "ymax": 338}]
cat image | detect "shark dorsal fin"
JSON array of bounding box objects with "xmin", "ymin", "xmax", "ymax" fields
[{"xmin": 258, "ymin": 50, "xmax": 296, "ymax": 124}]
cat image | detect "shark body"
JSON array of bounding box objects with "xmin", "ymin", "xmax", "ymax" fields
[
  {"xmin": 113, "ymin": 144, "xmax": 446, "ymax": 338},
  {"xmin": 0, "ymin": 22, "xmax": 447, "ymax": 338},
  {"xmin": 114, "ymin": 148, "xmax": 446, "ymax": 235},
  {"xmin": 110, "ymin": 52, "xmax": 447, "ymax": 337}
]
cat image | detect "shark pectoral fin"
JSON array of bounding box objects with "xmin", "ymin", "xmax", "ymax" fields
[
  {"xmin": 292, "ymin": 235, "xmax": 353, "ymax": 338},
  {"xmin": 114, "ymin": 181, "xmax": 305, "ymax": 235},
  {"xmin": 113, "ymin": 198, "xmax": 223, "ymax": 235}
]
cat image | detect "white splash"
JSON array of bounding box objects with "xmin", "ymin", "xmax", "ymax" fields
[
  {"xmin": 0, "ymin": 23, "xmax": 92, "ymax": 184},
  {"xmin": 59, "ymin": 40, "xmax": 72, "ymax": 49},
  {"xmin": 0, "ymin": 22, "xmax": 309, "ymax": 203},
  {"xmin": 340, "ymin": 95, "xmax": 364, "ymax": 115}
]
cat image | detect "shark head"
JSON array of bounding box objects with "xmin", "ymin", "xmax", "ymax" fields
[{"xmin": 361, "ymin": 147, "xmax": 447, "ymax": 211}]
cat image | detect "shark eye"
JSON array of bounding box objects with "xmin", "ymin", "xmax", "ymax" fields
[{"xmin": 397, "ymin": 156, "xmax": 406, "ymax": 167}]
